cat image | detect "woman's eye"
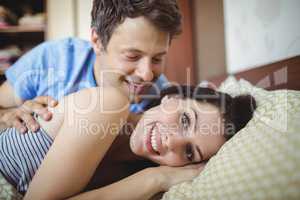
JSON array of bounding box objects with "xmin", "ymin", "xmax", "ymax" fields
[
  {"xmin": 180, "ymin": 112, "xmax": 191, "ymax": 130},
  {"xmin": 185, "ymin": 143, "xmax": 194, "ymax": 162}
]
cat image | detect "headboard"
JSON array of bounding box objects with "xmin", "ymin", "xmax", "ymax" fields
[{"xmin": 208, "ymin": 55, "xmax": 300, "ymax": 91}]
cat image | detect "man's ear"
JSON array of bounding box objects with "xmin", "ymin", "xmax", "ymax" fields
[{"xmin": 91, "ymin": 28, "xmax": 104, "ymax": 55}]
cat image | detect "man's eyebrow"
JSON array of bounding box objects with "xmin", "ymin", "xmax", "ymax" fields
[
  {"xmin": 122, "ymin": 48, "xmax": 143, "ymax": 53},
  {"xmin": 122, "ymin": 48, "xmax": 167, "ymax": 56}
]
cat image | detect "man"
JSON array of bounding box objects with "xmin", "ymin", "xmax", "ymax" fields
[{"xmin": 0, "ymin": 0, "xmax": 182, "ymax": 133}]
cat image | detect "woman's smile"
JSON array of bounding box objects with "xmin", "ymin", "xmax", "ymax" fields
[
  {"xmin": 145, "ymin": 122, "xmax": 157, "ymax": 155},
  {"xmin": 147, "ymin": 122, "xmax": 163, "ymax": 155}
]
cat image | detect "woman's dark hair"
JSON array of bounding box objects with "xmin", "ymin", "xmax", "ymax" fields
[
  {"xmin": 145, "ymin": 85, "xmax": 257, "ymax": 140},
  {"xmin": 91, "ymin": 0, "xmax": 182, "ymax": 49}
]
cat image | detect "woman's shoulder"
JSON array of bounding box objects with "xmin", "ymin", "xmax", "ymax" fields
[
  {"xmin": 41, "ymin": 86, "xmax": 129, "ymax": 139},
  {"xmin": 59, "ymin": 86, "xmax": 130, "ymax": 126},
  {"xmin": 68, "ymin": 86, "xmax": 130, "ymax": 113}
]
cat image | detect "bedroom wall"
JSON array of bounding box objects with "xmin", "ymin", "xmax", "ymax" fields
[
  {"xmin": 224, "ymin": 0, "xmax": 300, "ymax": 73},
  {"xmin": 76, "ymin": 0, "xmax": 92, "ymax": 40},
  {"xmin": 192, "ymin": 0, "xmax": 226, "ymax": 82},
  {"xmin": 47, "ymin": 0, "xmax": 92, "ymax": 40},
  {"xmin": 47, "ymin": 0, "xmax": 77, "ymax": 39}
]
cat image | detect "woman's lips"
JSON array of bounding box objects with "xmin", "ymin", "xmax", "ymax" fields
[
  {"xmin": 145, "ymin": 122, "xmax": 162, "ymax": 155},
  {"xmin": 146, "ymin": 123, "xmax": 157, "ymax": 155}
]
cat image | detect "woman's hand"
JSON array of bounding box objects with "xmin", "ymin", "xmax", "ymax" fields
[{"xmin": 153, "ymin": 163, "xmax": 206, "ymax": 191}]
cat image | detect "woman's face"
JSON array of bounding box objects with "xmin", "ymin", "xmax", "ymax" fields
[{"xmin": 130, "ymin": 96, "xmax": 227, "ymax": 167}]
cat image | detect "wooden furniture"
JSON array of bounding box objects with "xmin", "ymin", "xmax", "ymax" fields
[
  {"xmin": 0, "ymin": 0, "xmax": 46, "ymax": 76},
  {"xmin": 207, "ymin": 56, "xmax": 300, "ymax": 91}
]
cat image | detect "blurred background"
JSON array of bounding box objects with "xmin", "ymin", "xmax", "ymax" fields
[{"xmin": 1, "ymin": 0, "xmax": 300, "ymax": 85}]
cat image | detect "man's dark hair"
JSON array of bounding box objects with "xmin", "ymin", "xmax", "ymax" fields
[
  {"xmin": 145, "ymin": 85, "xmax": 257, "ymax": 140},
  {"xmin": 91, "ymin": 0, "xmax": 182, "ymax": 49}
]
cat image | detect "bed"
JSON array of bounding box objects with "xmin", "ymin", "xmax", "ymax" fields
[
  {"xmin": 162, "ymin": 55, "xmax": 300, "ymax": 200},
  {"xmin": 207, "ymin": 55, "xmax": 300, "ymax": 91}
]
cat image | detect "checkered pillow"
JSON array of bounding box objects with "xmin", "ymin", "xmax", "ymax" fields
[
  {"xmin": 162, "ymin": 77, "xmax": 300, "ymax": 200},
  {"xmin": 0, "ymin": 173, "xmax": 22, "ymax": 200}
]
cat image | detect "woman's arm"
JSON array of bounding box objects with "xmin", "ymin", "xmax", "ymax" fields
[
  {"xmin": 68, "ymin": 168, "xmax": 162, "ymax": 200},
  {"xmin": 68, "ymin": 164, "xmax": 204, "ymax": 200},
  {"xmin": 24, "ymin": 87, "xmax": 130, "ymax": 200}
]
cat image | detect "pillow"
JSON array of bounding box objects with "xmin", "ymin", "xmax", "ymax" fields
[
  {"xmin": 162, "ymin": 77, "xmax": 300, "ymax": 200},
  {"xmin": 0, "ymin": 173, "xmax": 22, "ymax": 200}
]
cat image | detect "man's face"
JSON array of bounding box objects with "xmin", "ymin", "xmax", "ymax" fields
[{"xmin": 92, "ymin": 16, "xmax": 170, "ymax": 102}]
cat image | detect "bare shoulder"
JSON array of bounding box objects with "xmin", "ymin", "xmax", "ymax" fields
[
  {"xmin": 41, "ymin": 86, "xmax": 129, "ymax": 139},
  {"xmin": 55, "ymin": 86, "xmax": 128, "ymax": 113},
  {"xmin": 70, "ymin": 86, "xmax": 129, "ymax": 115}
]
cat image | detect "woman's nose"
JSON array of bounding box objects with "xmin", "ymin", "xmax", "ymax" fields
[{"xmin": 165, "ymin": 133, "xmax": 185, "ymax": 153}]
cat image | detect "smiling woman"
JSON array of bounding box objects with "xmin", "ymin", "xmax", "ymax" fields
[
  {"xmin": 0, "ymin": 84, "xmax": 256, "ymax": 200},
  {"xmin": 130, "ymin": 85, "xmax": 257, "ymax": 166}
]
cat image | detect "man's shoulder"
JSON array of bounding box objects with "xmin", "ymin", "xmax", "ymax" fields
[
  {"xmin": 17, "ymin": 37, "xmax": 92, "ymax": 62},
  {"xmin": 37, "ymin": 37, "xmax": 94, "ymax": 68},
  {"xmin": 40, "ymin": 37, "xmax": 92, "ymax": 51}
]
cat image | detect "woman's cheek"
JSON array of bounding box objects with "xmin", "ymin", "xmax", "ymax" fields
[{"xmin": 158, "ymin": 153, "xmax": 185, "ymax": 167}]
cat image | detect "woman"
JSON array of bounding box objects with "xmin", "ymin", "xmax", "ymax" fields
[{"xmin": 0, "ymin": 84, "xmax": 256, "ymax": 200}]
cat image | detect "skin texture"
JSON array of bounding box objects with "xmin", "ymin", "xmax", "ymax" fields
[{"xmin": 130, "ymin": 95, "xmax": 227, "ymax": 167}]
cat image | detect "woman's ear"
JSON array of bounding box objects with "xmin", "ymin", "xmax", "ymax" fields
[{"xmin": 91, "ymin": 28, "xmax": 104, "ymax": 55}]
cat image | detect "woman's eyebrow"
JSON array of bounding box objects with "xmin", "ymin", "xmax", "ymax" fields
[
  {"xmin": 191, "ymin": 108, "xmax": 203, "ymax": 162},
  {"xmin": 195, "ymin": 145, "xmax": 204, "ymax": 162},
  {"xmin": 192, "ymin": 108, "xmax": 198, "ymax": 133}
]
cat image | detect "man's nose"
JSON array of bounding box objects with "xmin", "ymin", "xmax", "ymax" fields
[{"xmin": 135, "ymin": 59, "xmax": 154, "ymax": 82}]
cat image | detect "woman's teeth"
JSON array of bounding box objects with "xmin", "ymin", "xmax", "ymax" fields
[{"xmin": 151, "ymin": 126, "xmax": 159, "ymax": 154}]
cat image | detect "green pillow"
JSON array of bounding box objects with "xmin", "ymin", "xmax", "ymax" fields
[{"xmin": 162, "ymin": 77, "xmax": 300, "ymax": 200}]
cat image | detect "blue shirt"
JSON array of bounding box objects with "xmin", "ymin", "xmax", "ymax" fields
[{"xmin": 5, "ymin": 38, "xmax": 168, "ymax": 113}]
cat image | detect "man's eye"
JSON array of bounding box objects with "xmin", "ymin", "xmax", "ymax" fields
[
  {"xmin": 180, "ymin": 112, "xmax": 191, "ymax": 130},
  {"xmin": 152, "ymin": 58, "xmax": 162, "ymax": 64},
  {"xmin": 126, "ymin": 55, "xmax": 140, "ymax": 61},
  {"xmin": 185, "ymin": 143, "xmax": 194, "ymax": 162}
]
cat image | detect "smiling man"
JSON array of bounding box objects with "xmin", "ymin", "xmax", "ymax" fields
[{"xmin": 0, "ymin": 0, "xmax": 182, "ymax": 132}]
